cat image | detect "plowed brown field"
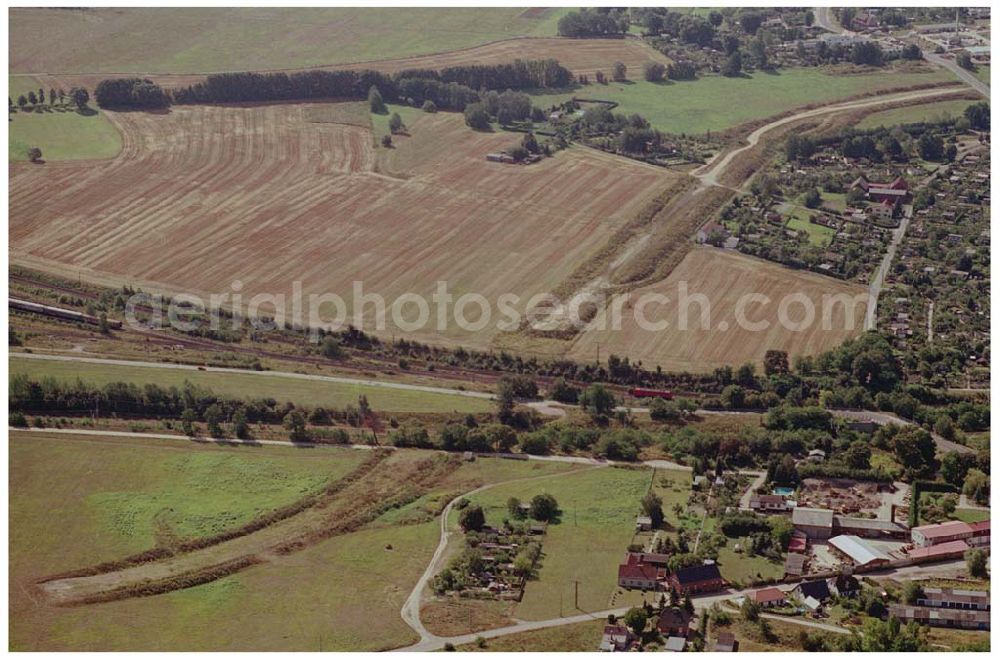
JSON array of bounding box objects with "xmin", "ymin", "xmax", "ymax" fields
[
  {"xmin": 568, "ymin": 247, "xmax": 869, "ymax": 372},
  {"xmin": 9, "ymin": 102, "xmax": 673, "ymax": 348}
]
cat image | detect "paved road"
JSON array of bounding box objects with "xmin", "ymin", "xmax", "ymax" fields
[
  {"xmin": 9, "ymin": 351, "xmax": 494, "ymax": 401},
  {"xmin": 924, "ymin": 51, "xmax": 990, "ymax": 97},
  {"xmin": 813, "ymin": 7, "xmax": 848, "ymax": 35},
  {"xmin": 864, "ymin": 206, "xmax": 912, "ymax": 330}
]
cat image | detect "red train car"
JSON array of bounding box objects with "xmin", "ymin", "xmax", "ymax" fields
[{"xmin": 630, "ymin": 387, "xmax": 674, "ymax": 400}]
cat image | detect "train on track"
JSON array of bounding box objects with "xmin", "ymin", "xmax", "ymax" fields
[{"xmin": 9, "ymin": 297, "xmax": 123, "ymax": 329}]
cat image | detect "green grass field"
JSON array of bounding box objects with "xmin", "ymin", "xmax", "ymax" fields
[
  {"xmin": 451, "ymin": 465, "xmax": 652, "ymax": 620},
  {"xmin": 9, "ymin": 432, "xmax": 366, "ymax": 571},
  {"xmin": 8, "ymin": 76, "xmax": 122, "ymax": 162},
  {"xmin": 9, "ymin": 355, "xmax": 491, "ymax": 413},
  {"xmin": 785, "ymin": 205, "xmax": 835, "ymax": 247},
  {"xmin": 10, "ymin": 436, "xmax": 573, "ymax": 651},
  {"xmin": 715, "ymin": 539, "xmax": 784, "ymax": 586},
  {"xmin": 531, "ymin": 67, "xmax": 954, "ymax": 134},
  {"xmin": 10, "ymin": 7, "xmax": 568, "ymax": 74},
  {"xmin": 857, "ymin": 98, "xmax": 976, "ymax": 129},
  {"xmin": 953, "ymin": 508, "xmax": 990, "ymax": 523}
]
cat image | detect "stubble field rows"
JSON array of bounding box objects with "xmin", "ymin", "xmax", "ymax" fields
[{"xmin": 9, "ymin": 102, "xmax": 672, "ymax": 349}]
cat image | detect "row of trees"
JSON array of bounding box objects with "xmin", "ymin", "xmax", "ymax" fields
[
  {"xmin": 168, "ymin": 59, "xmax": 570, "ymax": 110},
  {"xmin": 557, "ymin": 8, "xmax": 629, "ymax": 37},
  {"xmin": 10, "ymin": 87, "xmax": 89, "ymax": 111}
]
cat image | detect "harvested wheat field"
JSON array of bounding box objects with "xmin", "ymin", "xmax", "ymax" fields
[
  {"xmin": 25, "ymin": 37, "xmax": 669, "ymax": 95},
  {"xmin": 9, "ymin": 102, "xmax": 674, "ymax": 348},
  {"xmin": 569, "ymin": 247, "xmax": 869, "ymax": 372}
]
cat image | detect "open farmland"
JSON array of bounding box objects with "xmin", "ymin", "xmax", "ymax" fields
[
  {"xmin": 569, "ymin": 247, "xmax": 869, "ymax": 372},
  {"xmin": 530, "ymin": 66, "xmax": 955, "ymax": 135},
  {"xmin": 9, "ymin": 103, "xmax": 673, "ymax": 350},
  {"xmin": 23, "ymin": 37, "xmax": 670, "ymax": 97},
  {"xmin": 9, "ymin": 7, "xmax": 568, "ymax": 74},
  {"xmin": 9, "ymin": 431, "xmax": 576, "ymax": 650}
]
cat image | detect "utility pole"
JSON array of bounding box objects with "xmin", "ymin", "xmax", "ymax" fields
[{"xmin": 574, "ymin": 579, "xmax": 580, "ymax": 610}]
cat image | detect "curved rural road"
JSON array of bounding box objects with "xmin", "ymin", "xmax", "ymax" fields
[
  {"xmin": 399, "ymin": 464, "xmax": 604, "ymax": 647},
  {"xmin": 693, "ymin": 86, "xmax": 972, "ymax": 188}
]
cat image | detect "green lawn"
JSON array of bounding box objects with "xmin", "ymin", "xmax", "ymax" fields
[
  {"xmin": 530, "ymin": 67, "xmax": 954, "ymax": 135},
  {"xmin": 9, "ymin": 355, "xmax": 491, "ymax": 413},
  {"xmin": 953, "ymin": 508, "xmax": 990, "ymax": 523},
  {"xmin": 819, "ymin": 191, "xmax": 847, "ymax": 213},
  {"xmin": 9, "ymin": 75, "xmax": 122, "ymax": 161},
  {"xmin": 452, "ymin": 465, "xmax": 652, "ymax": 620},
  {"xmin": 716, "ymin": 538, "xmax": 785, "ymax": 587},
  {"xmin": 785, "ymin": 205, "xmax": 835, "ymax": 247},
  {"xmin": 857, "ymin": 99, "xmax": 977, "ymax": 129},
  {"xmin": 10, "ymin": 7, "xmax": 569, "ymax": 74}
]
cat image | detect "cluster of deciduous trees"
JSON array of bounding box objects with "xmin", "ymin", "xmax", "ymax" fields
[
  {"xmin": 557, "ymin": 8, "xmax": 629, "ymax": 37},
  {"xmin": 95, "ymin": 78, "xmax": 170, "ymax": 109}
]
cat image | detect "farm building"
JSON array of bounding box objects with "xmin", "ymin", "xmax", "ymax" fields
[
  {"xmin": 788, "ymin": 530, "xmax": 808, "ymax": 553},
  {"xmin": 794, "ymin": 579, "xmax": 832, "ymax": 605},
  {"xmin": 792, "ymin": 507, "xmax": 835, "ymax": 539},
  {"xmin": 485, "ymin": 152, "xmax": 515, "ymax": 164},
  {"xmin": 828, "ymin": 535, "xmax": 892, "ymax": 569},
  {"xmin": 828, "ymin": 574, "xmax": 861, "ymax": 598},
  {"xmin": 918, "ymin": 588, "xmax": 989, "ymax": 611},
  {"xmin": 904, "ymin": 539, "xmax": 970, "ymax": 563},
  {"xmin": 833, "ymin": 515, "xmax": 908, "ymax": 539},
  {"xmin": 663, "ymin": 636, "xmax": 687, "ymax": 652},
  {"xmin": 627, "ymin": 552, "xmax": 670, "ymax": 566},
  {"xmin": 749, "ymin": 494, "xmax": 791, "ymax": 513},
  {"xmin": 617, "ymin": 552, "xmax": 666, "ymax": 590},
  {"xmin": 751, "ymin": 587, "xmax": 787, "ymax": 608},
  {"xmin": 888, "ymin": 605, "xmax": 990, "ymax": 631},
  {"xmin": 911, "ymin": 519, "xmax": 990, "ymax": 547},
  {"xmin": 712, "ymin": 632, "xmax": 737, "ymax": 652},
  {"xmin": 784, "ymin": 552, "xmax": 807, "ymax": 577},
  {"xmin": 656, "ymin": 607, "xmax": 692, "ymax": 637},
  {"xmin": 667, "ymin": 563, "xmax": 724, "ymax": 595},
  {"xmin": 599, "ymin": 624, "xmax": 635, "ymax": 652},
  {"xmin": 635, "ymin": 515, "xmax": 653, "ymax": 532}
]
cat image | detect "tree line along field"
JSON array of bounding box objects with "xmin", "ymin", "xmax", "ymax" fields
[
  {"xmin": 568, "ymin": 247, "xmax": 869, "ymax": 373},
  {"xmin": 9, "ymin": 102, "xmax": 672, "ymax": 350},
  {"xmin": 9, "ymin": 431, "xmax": 578, "ymax": 650},
  {"xmin": 8, "ymin": 354, "xmax": 492, "ymax": 414},
  {"xmin": 529, "ymin": 65, "xmax": 955, "ymax": 135},
  {"xmin": 7, "ymin": 75, "xmax": 122, "ymax": 161},
  {"xmin": 9, "ymin": 7, "xmax": 569, "ymax": 74}
]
